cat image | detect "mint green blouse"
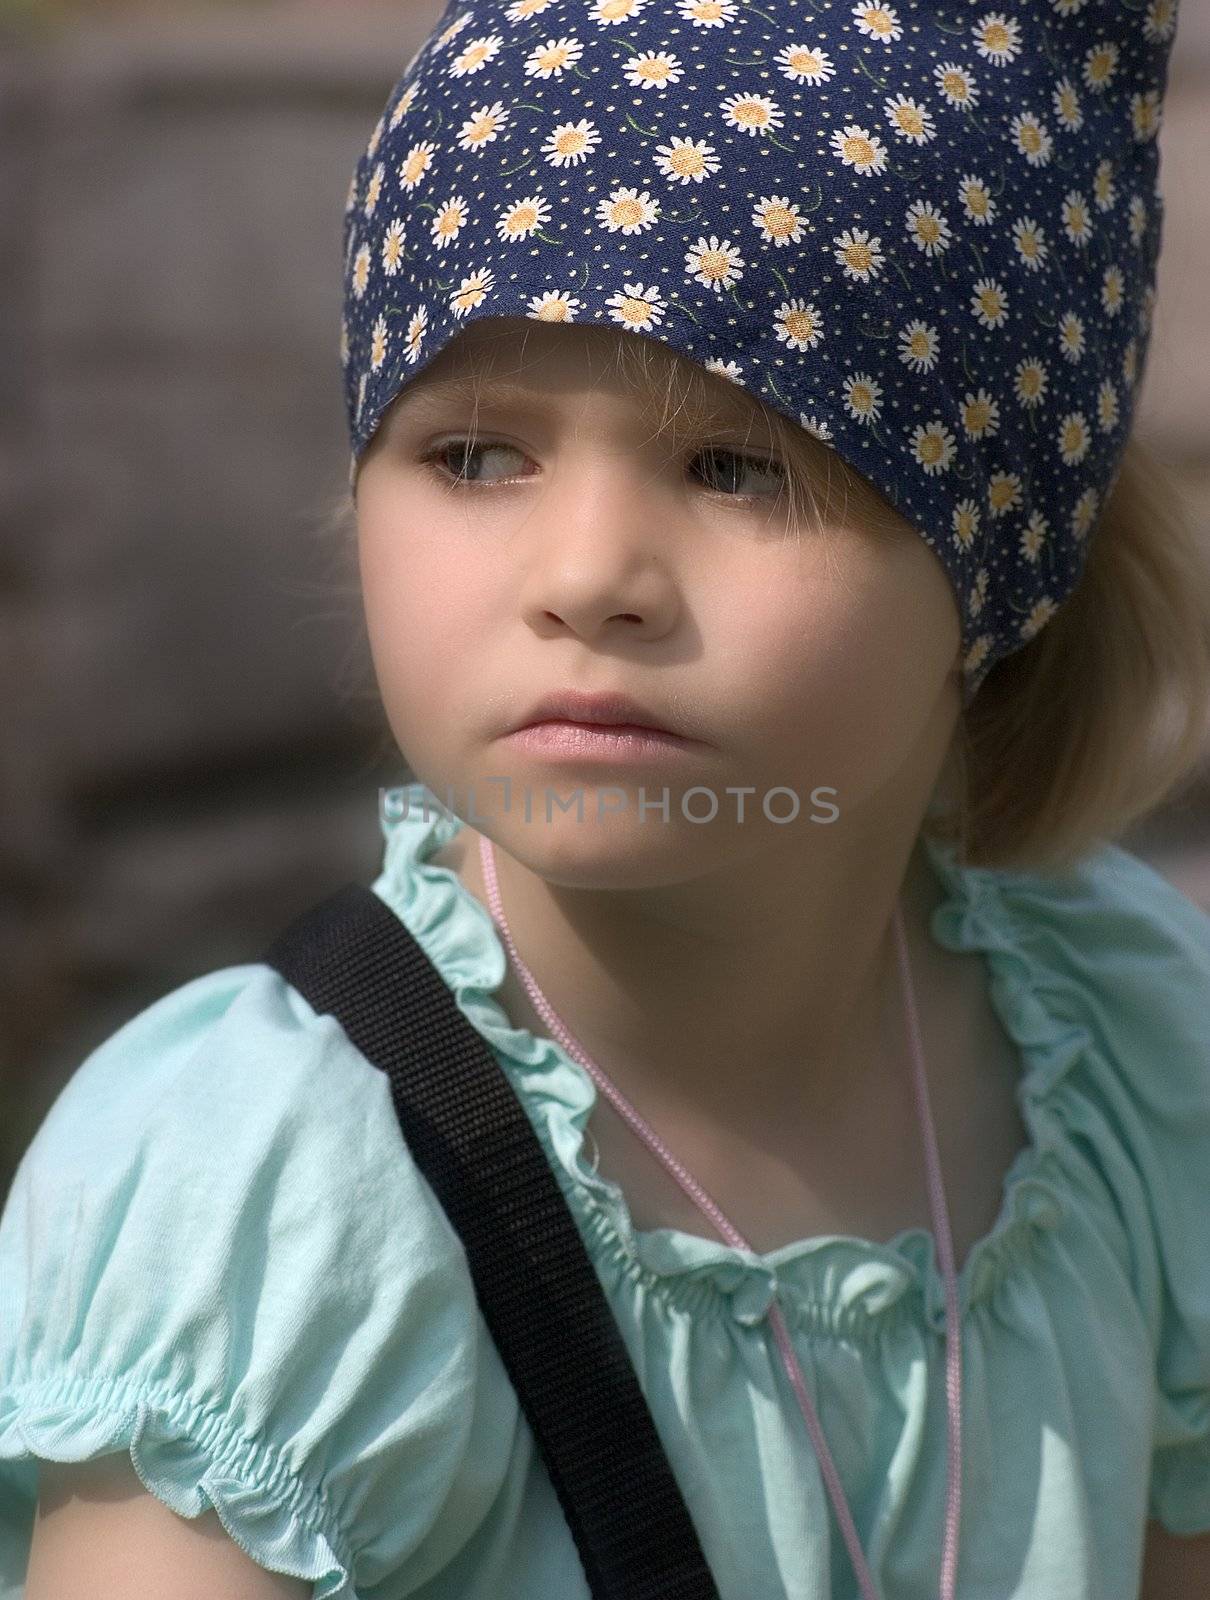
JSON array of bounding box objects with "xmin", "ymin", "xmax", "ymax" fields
[{"xmin": 2, "ymin": 781, "xmax": 1209, "ymax": 1599}]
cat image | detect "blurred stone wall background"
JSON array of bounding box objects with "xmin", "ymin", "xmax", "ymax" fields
[{"xmin": 2, "ymin": 0, "xmax": 1209, "ymax": 1193}]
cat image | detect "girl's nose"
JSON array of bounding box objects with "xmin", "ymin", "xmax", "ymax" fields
[{"xmin": 515, "ymin": 469, "xmax": 681, "ymax": 644}]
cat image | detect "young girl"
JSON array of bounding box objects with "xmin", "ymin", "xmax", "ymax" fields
[{"xmin": 3, "ymin": 2, "xmax": 1209, "ymax": 1597}]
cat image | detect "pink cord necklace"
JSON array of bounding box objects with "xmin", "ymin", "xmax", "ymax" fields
[{"xmin": 478, "ymin": 832, "xmax": 963, "ymax": 1600}]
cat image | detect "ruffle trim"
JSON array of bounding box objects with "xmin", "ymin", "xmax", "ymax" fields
[
  {"xmin": 0, "ymin": 1369, "xmax": 355, "ymax": 1597},
  {"xmin": 372, "ymin": 783, "xmax": 1094, "ymax": 1339}
]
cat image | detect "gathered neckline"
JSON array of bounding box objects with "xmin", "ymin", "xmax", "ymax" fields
[{"xmin": 371, "ymin": 782, "xmax": 1085, "ymax": 1340}]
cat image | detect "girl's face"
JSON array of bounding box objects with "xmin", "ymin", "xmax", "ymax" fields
[{"xmin": 354, "ymin": 318, "xmax": 963, "ymax": 885}]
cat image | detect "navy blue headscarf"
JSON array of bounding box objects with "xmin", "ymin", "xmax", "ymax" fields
[{"xmin": 339, "ymin": 0, "xmax": 1180, "ymax": 703}]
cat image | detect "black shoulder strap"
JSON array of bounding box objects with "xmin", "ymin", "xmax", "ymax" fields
[{"xmin": 262, "ymin": 883, "xmax": 721, "ymax": 1600}]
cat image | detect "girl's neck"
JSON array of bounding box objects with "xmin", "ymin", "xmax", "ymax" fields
[{"xmin": 428, "ymin": 817, "xmax": 960, "ymax": 1141}]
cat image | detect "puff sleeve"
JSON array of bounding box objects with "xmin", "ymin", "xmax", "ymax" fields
[
  {"xmin": 1008, "ymin": 845, "xmax": 1210, "ymax": 1537},
  {"xmin": 1116, "ymin": 862, "xmax": 1210, "ymax": 1538},
  {"xmin": 0, "ymin": 963, "xmax": 519, "ymax": 1597}
]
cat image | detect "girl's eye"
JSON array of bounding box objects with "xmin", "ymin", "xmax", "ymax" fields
[
  {"xmin": 419, "ymin": 440, "xmax": 786, "ymax": 501},
  {"xmin": 690, "ymin": 446, "xmax": 786, "ymax": 500}
]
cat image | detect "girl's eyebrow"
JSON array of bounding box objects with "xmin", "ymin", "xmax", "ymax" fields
[
  {"xmin": 400, "ymin": 372, "xmax": 539, "ymax": 412},
  {"xmin": 396, "ymin": 371, "xmax": 769, "ymax": 439}
]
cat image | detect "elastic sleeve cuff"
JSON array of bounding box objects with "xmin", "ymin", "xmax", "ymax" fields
[{"xmin": 0, "ymin": 1370, "xmax": 356, "ymax": 1597}]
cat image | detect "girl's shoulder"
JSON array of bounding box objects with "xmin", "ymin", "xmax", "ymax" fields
[
  {"xmin": 0, "ymin": 958, "xmax": 518, "ymax": 1597},
  {"xmin": 931, "ymin": 832, "xmax": 1210, "ymax": 1264},
  {"xmin": 934, "ymin": 833, "xmax": 1210, "ymax": 1051},
  {"xmin": 945, "ymin": 839, "xmax": 1210, "ymax": 1535}
]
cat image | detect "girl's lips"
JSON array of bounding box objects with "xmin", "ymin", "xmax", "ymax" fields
[{"xmin": 503, "ymin": 720, "xmax": 701, "ymax": 761}]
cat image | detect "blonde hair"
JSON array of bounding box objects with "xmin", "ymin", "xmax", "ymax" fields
[{"xmin": 313, "ymin": 324, "xmax": 1210, "ymax": 874}]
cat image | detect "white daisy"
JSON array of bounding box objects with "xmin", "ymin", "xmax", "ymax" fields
[
  {"xmin": 527, "ymin": 290, "xmax": 583, "ymax": 321},
  {"xmin": 1061, "ymin": 190, "xmax": 1093, "ymax": 246},
  {"xmin": 965, "ymin": 636, "xmax": 993, "ymax": 676},
  {"xmin": 369, "ymin": 313, "xmax": 389, "ymax": 372},
  {"xmin": 351, "ymin": 241, "xmax": 372, "ymax": 299},
  {"xmin": 431, "ymin": 195, "xmax": 470, "ymax": 249},
  {"xmin": 1096, "ymin": 377, "xmax": 1120, "ymax": 432},
  {"xmin": 833, "ymin": 226, "xmax": 885, "ymax": 282},
  {"xmin": 1020, "ymin": 596, "xmax": 1058, "ymax": 640},
  {"xmin": 773, "ymin": 298, "xmax": 826, "ymax": 352},
  {"xmin": 589, "ymin": 0, "xmax": 650, "ymax": 24},
  {"xmin": 853, "ymin": 4, "xmax": 903, "ymax": 44},
  {"xmin": 605, "ymin": 281, "xmax": 666, "ymax": 330},
  {"xmin": 884, "ymin": 94, "xmax": 935, "ymax": 143},
  {"xmin": 685, "ymin": 235, "xmax": 746, "ymax": 294},
  {"xmin": 363, "ymin": 162, "xmax": 385, "ymax": 218},
  {"xmin": 1058, "ymin": 411, "xmax": 1091, "ymax": 465},
  {"xmin": 449, "ymin": 34, "xmax": 504, "ymax": 77},
  {"xmin": 1010, "ymin": 112, "xmax": 1053, "ymax": 166},
  {"xmin": 720, "ymin": 92, "xmax": 785, "ymax": 138},
  {"xmin": 624, "ymin": 50, "xmax": 684, "ymax": 90},
  {"xmin": 705, "ymin": 357, "xmax": 745, "ymax": 383},
  {"xmin": 381, "ymin": 218, "xmax": 407, "ymax": 276},
  {"xmin": 972, "ymin": 12, "xmax": 1023, "ymax": 66},
  {"xmin": 776, "ymin": 42, "xmax": 835, "ymax": 84},
  {"xmin": 1014, "ymin": 357, "xmax": 1048, "ymax": 407},
  {"xmin": 1101, "ymin": 264, "xmax": 1125, "ymax": 316},
  {"xmin": 399, "ymin": 141, "xmax": 438, "ymax": 191},
  {"xmin": 677, "ymin": 0, "xmax": 738, "ymax": 27},
  {"xmin": 934, "ymin": 61, "xmax": 979, "ymax": 108},
  {"xmin": 959, "ymin": 388, "xmax": 1000, "ymax": 438},
  {"xmin": 987, "ymin": 471, "xmax": 1023, "ymax": 517},
  {"xmin": 1143, "ymin": 0, "xmax": 1178, "ymax": 44},
  {"xmin": 1020, "ymin": 509, "xmax": 1048, "ymax": 563},
  {"xmin": 543, "ymin": 119, "xmax": 602, "ymax": 167},
  {"xmin": 389, "ymin": 84, "xmax": 419, "ymax": 130},
  {"xmin": 1071, "ymin": 486, "xmax": 1100, "ymax": 540},
  {"xmin": 842, "ymin": 373, "xmax": 884, "ymax": 424},
  {"xmin": 1092, "ymin": 159, "xmax": 1117, "ymax": 212},
  {"xmin": 958, "ymin": 175, "xmax": 996, "ymax": 225},
  {"xmin": 1058, "ymin": 310, "xmax": 1086, "ymax": 362},
  {"xmin": 433, "ymin": 13, "xmax": 473, "ymax": 51},
  {"xmin": 653, "ymin": 136, "xmax": 722, "ymax": 184},
  {"xmin": 898, "ymin": 318, "xmax": 940, "ymax": 371},
  {"xmin": 970, "ymin": 277, "xmax": 1009, "ymax": 328},
  {"xmin": 496, "ymin": 194, "xmax": 552, "ymax": 242},
  {"xmin": 457, "ymin": 102, "xmax": 510, "ymax": 152},
  {"xmin": 449, "ymin": 267, "xmax": 496, "ymax": 317},
  {"xmin": 405, "ymin": 304, "xmax": 429, "ymax": 363},
  {"xmin": 753, "ymin": 195, "xmax": 806, "ymax": 248},
  {"xmin": 507, "ymin": 0, "xmax": 561, "ymax": 18},
  {"xmin": 800, "ymin": 413, "xmax": 834, "ymax": 441},
  {"xmin": 1130, "ymin": 89, "xmax": 1162, "ymax": 142},
  {"xmin": 524, "ymin": 37, "xmax": 585, "ymax": 78},
  {"xmin": 952, "ymin": 499, "xmax": 981, "ymax": 551},
  {"xmin": 1011, "ymin": 217, "xmax": 1049, "ymax": 271},
  {"xmin": 909, "ymin": 420, "xmax": 957, "ymax": 474},
  {"xmin": 905, "ymin": 199, "xmax": 953, "ymax": 257},
  {"xmin": 830, "ymin": 124, "xmax": 889, "ymax": 177},
  {"xmin": 1052, "ymin": 77, "xmax": 1083, "ymax": 132},
  {"xmin": 1128, "ymin": 193, "xmax": 1149, "ymax": 245},
  {"xmin": 1083, "ymin": 40, "xmax": 1120, "ymax": 94},
  {"xmin": 596, "ymin": 186, "xmax": 660, "ymax": 235}
]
